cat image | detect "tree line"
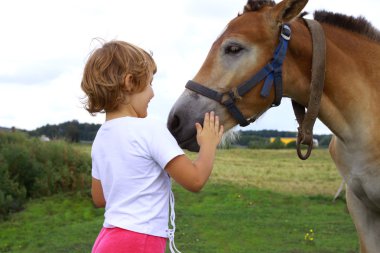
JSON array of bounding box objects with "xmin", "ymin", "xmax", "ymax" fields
[
  {"xmin": 232, "ymin": 130, "xmax": 332, "ymax": 149},
  {"xmin": 26, "ymin": 120, "xmax": 332, "ymax": 148},
  {"xmin": 28, "ymin": 120, "xmax": 100, "ymax": 142}
]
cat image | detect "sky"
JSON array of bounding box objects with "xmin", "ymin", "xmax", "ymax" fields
[{"xmin": 1, "ymin": 0, "xmax": 379, "ymax": 134}]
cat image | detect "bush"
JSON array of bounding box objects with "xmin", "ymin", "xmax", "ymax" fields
[
  {"xmin": 0, "ymin": 155, "xmax": 27, "ymax": 218},
  {"xmin": 0, "ymin": 131, "xmax": 91, "ymax": 219},
  {"xmin": 318, "ymin": 135, "xmax": 333, "ymax": 148},
  {"xmin": 265, "ymin": 137, "xmax": 285, "ymax": 149},
  {"xmin": 247, "ymin": 136, "xmax": 270, "ymax": 149}
]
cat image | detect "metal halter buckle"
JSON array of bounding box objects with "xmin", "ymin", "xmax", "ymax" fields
[{"xmin": 281, "ymin": 24, "xmax": 291, "ymax": 41}]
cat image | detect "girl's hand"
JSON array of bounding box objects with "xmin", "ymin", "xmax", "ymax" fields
[
  {"xmin": 166, "ymin": 111, "xmax": 224, "ymax": 192},
  {"xmin": 195, "ymin": 111, "xmax": 224, "ymax": 148}
]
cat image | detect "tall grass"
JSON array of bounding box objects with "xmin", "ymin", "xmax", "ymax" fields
[{"xmin": 0, "ymin": 146, "xmax": 358, "ymax": 253}]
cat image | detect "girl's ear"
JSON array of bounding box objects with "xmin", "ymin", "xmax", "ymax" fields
[{"xmin": 123, "ymin": 74, "xmax": 134, "ymax": 92}]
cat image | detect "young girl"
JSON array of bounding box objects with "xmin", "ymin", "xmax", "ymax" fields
[{"xmin": 81, "ymin": 40, "xmax": 224, "ymax": 253}]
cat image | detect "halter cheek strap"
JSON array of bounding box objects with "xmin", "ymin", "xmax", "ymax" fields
[{"xmin": 185, "ymin": 24, "xmax": 291, "ymax": 127}]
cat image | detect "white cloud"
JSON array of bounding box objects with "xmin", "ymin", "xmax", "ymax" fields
[{"xmin": 0, "ymin": 0, "xmax": 379, "ymax": 134}]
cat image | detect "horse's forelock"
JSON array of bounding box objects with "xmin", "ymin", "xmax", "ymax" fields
[{"xmin": 243, "ymin": 0, "xmax": 276, "ymax": 13}]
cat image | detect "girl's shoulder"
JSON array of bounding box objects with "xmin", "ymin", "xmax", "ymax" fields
[
  {"xmin": 100, "ymin": 117, "xmax": 168, "ymax": 135},
  {"xmin": 127, "ymin": 117, "xmax": 165, "ymax": 130},
  {"xmin": 138, "ymin": 118, "xmax": 170, "ymax": 135}
]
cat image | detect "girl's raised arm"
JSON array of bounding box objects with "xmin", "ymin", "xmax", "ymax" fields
[{"xmin": 165, "ymin": 112, "xmax": 224, "ymax": 192}]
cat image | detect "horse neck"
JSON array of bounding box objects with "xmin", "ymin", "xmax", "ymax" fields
[{"xmin": 283, "ymin": 20, "xmax": 380, "ymax": 143}]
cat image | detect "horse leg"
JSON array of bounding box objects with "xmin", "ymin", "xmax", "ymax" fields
[
  {"xmin": 329, "ymin": 136, "xmax": 380, "ymax": 253},
  {"xmin": 346, "ymin": 187, "xmax": 380, "ymax": 253}
]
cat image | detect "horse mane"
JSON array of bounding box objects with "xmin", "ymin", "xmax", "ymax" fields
[
  {"xmin": 243, "ymin": 0, "xmax": 275, "ymax": 12},
  {"xmin": 241, "ymin": 1, "xmax": 380, "ymax": 42},
  {"xmin": 314, "ymin": 10, "xmax": 380, "ymax": 43}
]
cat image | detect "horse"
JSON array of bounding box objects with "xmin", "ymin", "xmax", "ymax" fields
[{"xmin": 167, "ymin": 0, "xmax": 380, "ymax": 252}]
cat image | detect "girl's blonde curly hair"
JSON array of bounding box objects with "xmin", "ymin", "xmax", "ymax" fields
[{"xmin": 81, "ymin": 40, "xmax": 157, "ymax": 115}]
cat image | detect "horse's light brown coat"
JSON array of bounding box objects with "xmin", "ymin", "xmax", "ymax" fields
[{"xmin": 167, "ymin": 1, "xmax": 380, "ymax": 251}]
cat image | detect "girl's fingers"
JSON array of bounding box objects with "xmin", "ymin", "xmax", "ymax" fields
[
  {"xmin": 203, "ymin": 112, "xmax": 209, "ymax": 128},
  {"xmin": 195, "ymin": 122, "xmax": 202, "ymax": 134},
  {"xmin": 209, "ymin": 111, "xmax": 215, "ymax": 127},
  {"xmin": 214, "ymin": 115, "xmax": 219, "ymax": 131},
  {"xmin": 202, "ymin": 111, "xmax": 224, "ymax": 137},
  {"xmin": 219, "ymin": 125, "xmax": 224, "ymax": 137}
]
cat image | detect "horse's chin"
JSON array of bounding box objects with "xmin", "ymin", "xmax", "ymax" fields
[{"xmin": 178, "ymin": 136, "xmax": 200, "ymax": 152}]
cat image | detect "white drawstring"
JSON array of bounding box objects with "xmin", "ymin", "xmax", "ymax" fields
[{"xmin": 167, "ymin": 189, "xmax": 182, "ymax": 253}]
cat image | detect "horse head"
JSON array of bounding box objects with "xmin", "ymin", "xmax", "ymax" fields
[{"xmin": 167, "ymin": 0, "xmax": 309, "ymax": 151}]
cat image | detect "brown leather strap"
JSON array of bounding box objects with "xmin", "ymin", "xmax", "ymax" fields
[{"xmin": 292, "ymin": 19, "xmax": 326, "ymax": 160}]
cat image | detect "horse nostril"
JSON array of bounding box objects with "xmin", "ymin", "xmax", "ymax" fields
[{"xmin": 168, "ymin": 114, "xmax": 181, "ymax": 133}]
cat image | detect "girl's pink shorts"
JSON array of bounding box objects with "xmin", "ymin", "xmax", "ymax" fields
[{"xmin": 92, "ymin": 227, "xmax": 167, "ymax": 253}]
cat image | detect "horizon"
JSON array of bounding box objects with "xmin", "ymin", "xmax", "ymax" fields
[{"xmin": 0, "ymin": 120, "xmax": 333, "ymax": 136}]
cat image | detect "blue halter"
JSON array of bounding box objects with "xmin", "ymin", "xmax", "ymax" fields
[{"xmin": 185, "ymin": 24, "xmax": 291, "ymax": 127}]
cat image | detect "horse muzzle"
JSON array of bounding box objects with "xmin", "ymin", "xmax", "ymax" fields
[{"xmin": 167, "ymin": 104, "xmax": 201, "ymax": 152}]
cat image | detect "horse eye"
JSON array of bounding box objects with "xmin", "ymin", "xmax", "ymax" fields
[{"xmin": 224, "ymin": 44, "xmax": 243, "ymax": 55}]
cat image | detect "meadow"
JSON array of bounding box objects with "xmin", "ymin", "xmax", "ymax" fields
[{"xmin": 0, "ymin": 147, "xmax": 358, "ymax": 253}]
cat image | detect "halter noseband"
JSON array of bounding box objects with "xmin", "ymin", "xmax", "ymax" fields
[{"xmin": 185, "ymin": 24, "xmax": 291, "ymax": 127}]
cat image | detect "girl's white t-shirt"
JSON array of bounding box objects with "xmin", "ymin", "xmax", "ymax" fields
[{"xmin": 91, "ymin": 117, "xmax": 184, "ymax": 238}]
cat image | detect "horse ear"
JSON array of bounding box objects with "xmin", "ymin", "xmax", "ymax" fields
[{"xmin": 271, "ymin": 0, "xmax": 308, "ymax": 24}]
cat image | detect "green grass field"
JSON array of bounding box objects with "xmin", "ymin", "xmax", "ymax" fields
[{"xmin": 0, "ymin": 148, "xmax": 359, "ymax": 253}]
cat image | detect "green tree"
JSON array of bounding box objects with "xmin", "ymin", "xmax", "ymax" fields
[{"xmin": 66, "ymin": 121, "xmax": 80, "ymax": 143}]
